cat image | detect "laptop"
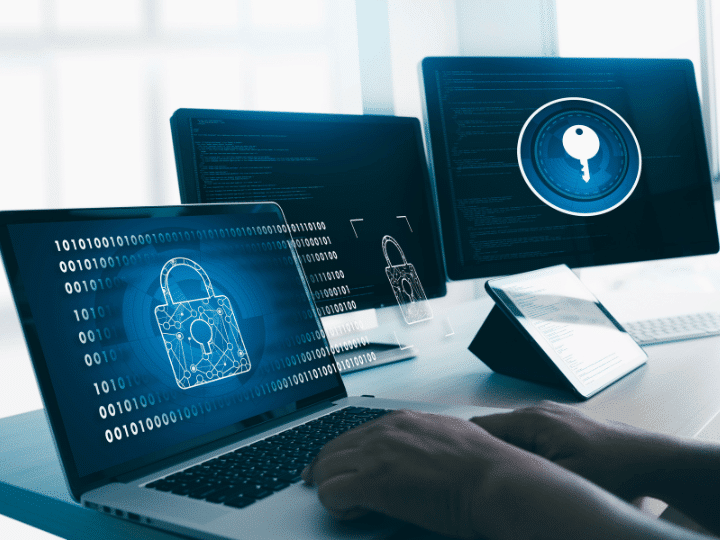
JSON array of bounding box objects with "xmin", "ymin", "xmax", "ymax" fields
[{"xmin": 0, "ymin": 203, "xmax": 505, "ymax": 540}]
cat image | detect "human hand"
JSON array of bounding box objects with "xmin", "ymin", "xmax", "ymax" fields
[
  {"xmin": 470, "ymin": 400, "xmax": 674, "ymax": 501},
  {"xmin": 301, "ymin": 409, "xmax": 657, "ymax": 540},
  {"xmin": 302, "ymin": 410, "xmax": 495, "ymax": 538}
]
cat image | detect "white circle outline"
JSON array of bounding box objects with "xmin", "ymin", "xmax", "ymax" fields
[{"xmin": 516, "ymin": 97, "xmax": 642, "ymax": 217}]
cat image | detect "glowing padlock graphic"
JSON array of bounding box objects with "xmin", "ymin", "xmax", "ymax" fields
[
  {"xmin": 155, "ymin": 258, "xmax": 250, "ymax": 389},
  {"xmin": 382, "ymin": 235, "xmax": 433, "ymax": 324}
]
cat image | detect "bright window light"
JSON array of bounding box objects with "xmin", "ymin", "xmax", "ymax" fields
[
  {"xmin": 0, "ymin": 0, "xmax": 42, "ymax": 32},
  {"xmin": 159, "ymin": 0, "xmax": 240, "ymax": 31},
  {"xmin": 159, "ymin": 52, "xmax": 246, "ymax": 202},
  {"xmin": 0, "ymin": 67, "xmax": 46, "ymax": 209},
  {"xmin": 557, "ymin": 0, "xmax": 700, "ymax": 70},
  {"xmin": 159, "ymin": 52, "xmax": 245, "ymax": 111},
  {"xmin": 253, "ymin": 54, "xmax": 332, "ymax": 112},
  {"xmin": 55, "ymin": 0, "xmax": 142, "ymax": 32},
  {"xmin": 56, "ymin": 54, "xmax": 148, "ymax": 207},
  {"xmin": 250, "ymin": 0, "xmax": 325, "ymax": 28}
]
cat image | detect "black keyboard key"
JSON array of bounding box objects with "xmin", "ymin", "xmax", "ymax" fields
[
  {"xmin": 243, "ymin": 487, "xmax": 272, "ymax": 499},
  {"xmin": 169, "ymin": 485, "xmax": 195, "ymax": 496},
  {"xmin": 205, "ymin": 486, "xmax": 248, "ymax": 504},
  {"xmin": 260, "ymin": 477, "xmax": 290, "ymax": 491},
  {"xmin": 188, "ymin": 485, "xmax": 227, "ymax": 500},
  {"xmin": 224, "ymin": 494, "xmax": 256, "ymax": 509},
  {"xmin": 278, "ymin": 472, "xmax": 302, "ymax": 483}
]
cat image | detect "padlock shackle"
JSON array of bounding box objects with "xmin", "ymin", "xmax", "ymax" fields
[
  {"xmin": 382, "ymin": 235, "xmax": 408, "ymax": 267},
  {"xmin": 159, "ymin": 258, "xmax": 215, "ymax": 306}
]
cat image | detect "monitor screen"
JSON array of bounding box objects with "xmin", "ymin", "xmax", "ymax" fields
[
  {"xmin": 0, "ymin": 204, "xmax": 346, "ymax": 497},
  {"xmin": 422, "ymin": 57, "xmax": 719, "ymax": 280},
  {"xmin": 170, "ymin": 109, "xmax": 446, "ymax": 314}
]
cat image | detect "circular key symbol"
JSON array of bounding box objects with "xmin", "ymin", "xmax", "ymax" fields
[
  {"xmin": 518, "ymin": 97, "xmax": 641, "ymax": 216},
  {"xmin": 562, "ymin": 125, "xmax": 600, "ymax": 183}
]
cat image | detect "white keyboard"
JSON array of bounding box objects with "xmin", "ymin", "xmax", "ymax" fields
[{"xmin": 623, "ymin": 312, "xmax": 720, "ymax": 346}]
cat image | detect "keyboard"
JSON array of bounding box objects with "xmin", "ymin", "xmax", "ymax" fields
[
  {"xmin": 623, "ymin": 312, "xmax": 720, "ymax": 346},
  {"xmin": 145, "ymin": 406, "xmax": 389, "ymax": 509}
]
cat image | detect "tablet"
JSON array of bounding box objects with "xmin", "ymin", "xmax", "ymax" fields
[{"xmin": 485, "ymin": 265, "xmax": 647, "ymax": 398}]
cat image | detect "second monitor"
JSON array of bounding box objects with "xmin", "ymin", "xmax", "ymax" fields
[
  {"xmin": 170, "ymin": 109, "xmax": 446, "ymax": 337},
  {"xmin": 421, "ymin": 57, "xmax": 719, "ymax": 280}
]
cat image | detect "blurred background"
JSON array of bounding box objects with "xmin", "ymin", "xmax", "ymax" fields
[
  {"xmin": 0, "ymin": 0, "xmax": 712, "ymax": 212},
  {"xmin": 1, "ymin": 1, "xmax": 719, "ymax": 535}
]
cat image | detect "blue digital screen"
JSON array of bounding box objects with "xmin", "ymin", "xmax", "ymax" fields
[
  {"xmin": 8, "ymin": 211, "xmax": 343, "ymax": 477},
  {"xmin": 423, "ymin": 58, "xmax": 718, "ymax": 280}
]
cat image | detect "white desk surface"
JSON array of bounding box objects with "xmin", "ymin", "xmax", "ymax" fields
[{"xmin": 343, "ymin": 291, "xmax": 720, "ymax": 440}]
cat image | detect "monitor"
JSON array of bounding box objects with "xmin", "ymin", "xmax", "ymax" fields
[
  {"xmin": 170, "ymin": 109, "xmax": 446, "ymax": 318},
  {"xmin": 421, "ymin": 57, "xmax": 719, "ymax": 280}
]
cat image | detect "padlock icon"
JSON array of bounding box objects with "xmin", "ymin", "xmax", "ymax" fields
[
  {"xmin": 155, "ymin": 257, "xmax": 251, "ymax": 390},
  {"xmin": 382, "ymin": 235, "xmax": 433, "ymax": 324}
]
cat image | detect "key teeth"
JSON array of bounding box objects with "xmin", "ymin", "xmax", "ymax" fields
[{"xmin": 581, "ymin": 160, "xmax": 590, "ymax": 182}]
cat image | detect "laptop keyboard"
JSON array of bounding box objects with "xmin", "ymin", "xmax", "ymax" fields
[{"xmin": 145, "ymin": 406, "xmax": 389, "ymax": 509}]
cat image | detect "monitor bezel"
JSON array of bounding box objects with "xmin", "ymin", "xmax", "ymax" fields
[
  {"xmin": 421, "ymin": 56, "xmax": 719, "ymax": 280},
  {"xmin": 170, "ymin": 108, "xmax": 448, "ymax": 306},
  {"xmin": 0, "ymin": 202, "xmax": 348, "ymax": 501}
]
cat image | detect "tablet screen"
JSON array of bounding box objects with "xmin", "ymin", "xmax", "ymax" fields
[{"xmin": 487, "ymin": 265, "xmax": 646, "ymax": 398}]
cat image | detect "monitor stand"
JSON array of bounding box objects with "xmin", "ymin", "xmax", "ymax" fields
[{"xmin": 321, "ymin": 309, "xmax": 417, "ymax": 374}]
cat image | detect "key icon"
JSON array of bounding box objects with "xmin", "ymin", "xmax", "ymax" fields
[{"xmin": 562, "ymin": 125, "xmax": 600, "ymax": 182}]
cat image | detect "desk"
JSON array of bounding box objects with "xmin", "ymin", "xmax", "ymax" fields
[{"xmin": 1, "ymin": 287, "xmax": 720, "ymax": 538}]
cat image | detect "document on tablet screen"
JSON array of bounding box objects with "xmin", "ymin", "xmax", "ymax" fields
[{"xmin": 489, "ymin": 265, "xmax": 646, "ymax": 396}]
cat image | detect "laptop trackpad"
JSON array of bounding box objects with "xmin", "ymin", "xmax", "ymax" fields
[{"xmin": 209, "ymin": 481, "xmax": 401, "ymax": 539}]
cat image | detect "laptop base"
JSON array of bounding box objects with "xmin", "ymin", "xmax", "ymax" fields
[{"xmin": 334, "ymin": 342, "xmax": 416, "ymax": 374}]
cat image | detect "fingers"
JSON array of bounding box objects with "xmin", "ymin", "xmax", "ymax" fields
[
  {"xmin": 316, "ymin": 473, "xmax": 371, "ymax": 520},
  {"xmin": 470, "ymin": 401, "xmax": 567, "ymax": 449},
  {"xmin": 470, "ymin": 401, "xmax": 566, "ymax": 430},
  {"xmin": 303, "ymin": 414, "xmax": 383, "ymax": 485},
  {"xmin": 469, "ymin": 413, "xmax": 512, "ymax": 437},
  {"xmin": 470, "ymin": 411, "xmax": 536, "ymax": 449},
  {"xmin": 304, "ymin": 448, "xmax": 359, "ymax": 487},
  {"xmin": 304, "ymin": 410, "xmax": 418, "ymax": 518},
  {"xmin": 304, "ymin": 440, "xmax": 375, "ymax": 520}
]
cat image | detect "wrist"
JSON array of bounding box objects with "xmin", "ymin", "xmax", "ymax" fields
[
  {"xmin": 473, "ymin": 445, "xmax": 713, "ymax": 540},
  {"xmin": 630, "ymin": 435, "xmax": 719, "ymax": 501},
  {"xmin": 605, "ymin": 431, "xmax": 680, "ymax": 499}
]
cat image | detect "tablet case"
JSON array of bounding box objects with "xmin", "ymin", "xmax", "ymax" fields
[{"xmin": 468, "ymin": 305, "xmax": 569, "ymax": 389}]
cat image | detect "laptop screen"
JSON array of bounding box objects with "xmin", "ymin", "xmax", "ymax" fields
[{"xmin": 0, "ymin": 204, "xmax": 346, "ymax": 493}]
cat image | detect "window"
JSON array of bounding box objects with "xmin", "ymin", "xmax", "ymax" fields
[
  {"xmin": 557, "ymin": 0, "xmax": 701, "ymax": 73},
  {"xmin": 0, "ymin": 0, "xmax": 361, "ymax": 211}
]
